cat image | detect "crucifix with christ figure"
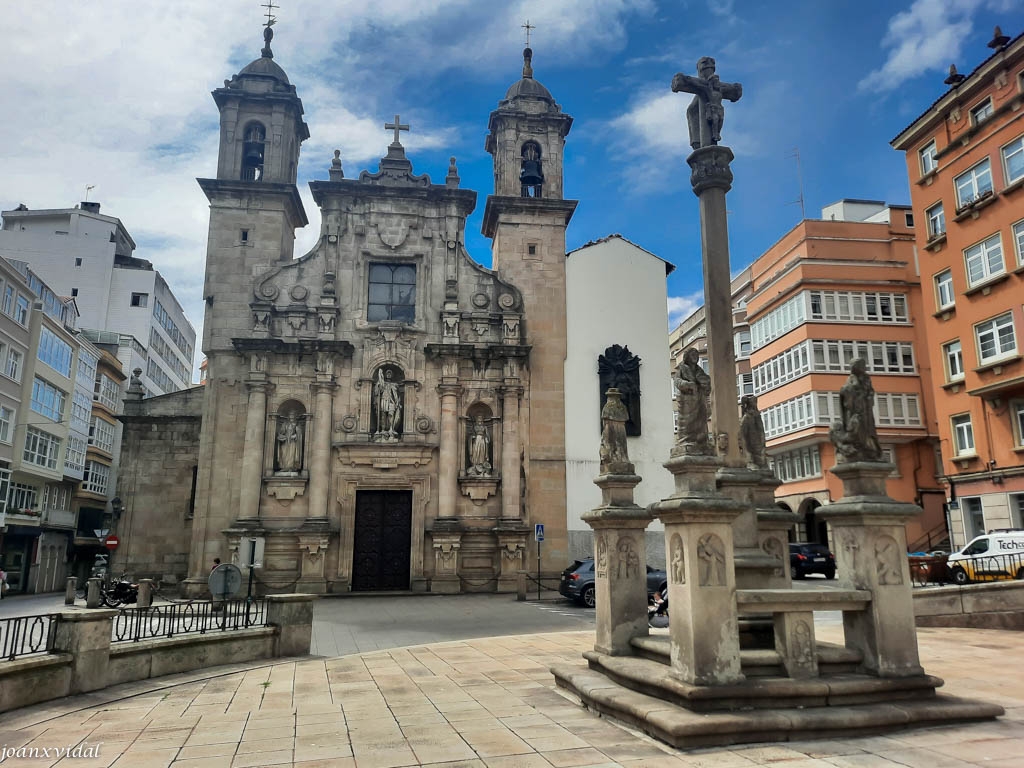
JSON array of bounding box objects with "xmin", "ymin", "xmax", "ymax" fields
[
  {"xmin": 671, "ymin": 57, "xmax": 742, "ymax": 150},
  {"xmin": 385, "ymin": 115, "xmax": 410, "ymax": 146}
]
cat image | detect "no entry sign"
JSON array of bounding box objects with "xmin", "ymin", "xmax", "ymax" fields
[{"xmin": 104, "ymin": 534, "xmax": 120, "ymax": 550}]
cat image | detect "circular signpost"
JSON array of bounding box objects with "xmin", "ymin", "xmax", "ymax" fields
[
  {"xmin": 104, "ymin": 534, "xmax": 120, "ymax": 550},
  {"xmin": 208, "ymin": 563, "xmax": 242, "ymax": 601}
]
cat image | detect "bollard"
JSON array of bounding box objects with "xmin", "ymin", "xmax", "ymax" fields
[
  {"xmin": 86, "ymin": 577, "xmax": 102, "ymax": 609},
  {"xmin": 516, "ymin": 571, "xmax": 527, "ymax": 602},
  {"xmin": 137, "ymin": 579, "xmax": 153, "ymax": 608},
  {"xmin": 65, "ymin": 577, "xmax": 77, "ymax": 605}
]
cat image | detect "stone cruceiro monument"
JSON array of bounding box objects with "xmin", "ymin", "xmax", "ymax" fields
[{"xmin": 552, "ymin": 58, "xmax": 1003, "ymax": 749}]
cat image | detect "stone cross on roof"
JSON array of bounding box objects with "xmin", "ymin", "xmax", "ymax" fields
[
  {"xmin": 261, "ymin": 0, "xmax": 278, "ymax": 28},
  {"xmin": 385, "ymin": 115, "xmax": 410, "ymax": 146}
]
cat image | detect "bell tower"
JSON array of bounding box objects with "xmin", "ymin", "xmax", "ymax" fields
[
  {"xmin": 482, "ymin": 47, "xmax": 577, "ymax": 575},
  {"xmin": 198, "ymin": 24, "xmax": 309, "ymax": 354}
]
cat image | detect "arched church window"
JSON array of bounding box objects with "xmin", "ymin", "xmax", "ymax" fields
[
  {"xmin": 367, "ymin": 263, "xmax": 416, "ymax": 323},
  {"xmin": 520, "ymin": 141, "xmax": 544, "ymax": 198},
  {"xmin": 242, "ymin": 122, "xmax": 266, "ymax": 182}
]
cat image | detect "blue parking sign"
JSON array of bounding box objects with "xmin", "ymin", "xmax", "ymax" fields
[{"xmin": 535, "ymin": 523, "xmax": 545, "ymax": 542}]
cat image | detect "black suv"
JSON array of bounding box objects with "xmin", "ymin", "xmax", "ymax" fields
[
  {"xmin": 559, "ymin": 558, "xmax": 667, "ymax": 608},
  {"xmin": 789, "ymin": 542, "xmax": 836, "ymax": 579}
]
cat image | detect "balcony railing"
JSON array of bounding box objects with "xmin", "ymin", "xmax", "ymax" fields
[
  {"xmin": 42, "ymin": 507, "xmax": 77, "ymax": 529},
  {"xmin": 6, "ymin": 509, "xmax": 42, "ymax": 526}
]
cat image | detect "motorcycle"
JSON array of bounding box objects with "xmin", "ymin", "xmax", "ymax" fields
[
  {"xmin": 101, "ymin": 575, "xmax": 139, "ymax": 608},
  {"xmin": 648, "ymin": 590, "xmax": 669, "ymax": 628}
]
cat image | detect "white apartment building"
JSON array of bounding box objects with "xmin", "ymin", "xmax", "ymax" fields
[{"xmin": 0, "ymin": 202, "xmax": 196, "ymax": 396}]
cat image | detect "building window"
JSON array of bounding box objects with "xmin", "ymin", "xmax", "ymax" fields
[
  {"xmin": 154, "ymin": 299, "xmax": 193, "ymax": 360},
  {"xmin": 767, "ymin": 445, "xmax": 822, "ymax": 482},
  {"xmin": 4, "ymin": 349, "xmax": 22, "ymax": 382},
  {"xmin": 734, "ymin": 329, "xmax": 751, "ymax": 358},
  {"xmin": 82, "ymin": 461, "xmax": 110, "ymax": 496},
  {"xmin": 943, "ymin": 340, "xmax": 964, "ymax": 382},
  {"xmin": 37, "ymin": 326, "xmax": 73, "ymax": 377},
  {"xmin": 240, "ymin": 229, "xmax": 249, "ymax": 244},
  {"xmin": 905, "ymin": 212, "xmax": 914, "ymax": 227},
  {"xmin": 964, "ymin": 234, "xmax": 1004, "ymax": 286},
  {"xmin": 64, "ymin": 436, "xmax": 86, "ymax": 475},
  {"xmin": 77, "ymin": 349, "xmax": 98, "ymax": 387},
  {"xmin": 130, "ymin": 292, "xmax": 148, "ymax": 308},
  {"xmin": 919, "ymin": 140, "xmax": 938, "ymax": 175},
  {"xmin": 954, "ymin": 159, "xmax": 993, "ymax": 210},
  {"xmin": 71, "ymin": 390, "xmax": 92, "ymax": 433},
  {"xmin": 1013, "ymin": 220, "xmax": 1024, "ymax": 267},
  {"xmin": 30, "ymin": 377, "xmax": 66, "ymax": 422},
  {"xmin": 146, "ymin": 358, "xmax": 176, "ymax": 394},
  {"xmin": 0, "ymin": 405, "xmax": 13, "ymax": 444},
  {"xmin": 951, "ymin": 414, "xmax": 975, "ymax": 456},
  {"xmin": 14, "ymin": 294, "xmax": 30, "ymax": 325},
  {"xmin": 1014, "ymin": 402, "xmax": 1024, "ymax": 448},
  {"xmin": 95, "ymin": 374, "xmax": 120, "ymax": 410},
  {"xmin": 88, "ymin": 416, "xmax": 116, "ymax": 453},
  {"xmin": 1004, "ymin": 135, "xmax": 1024, "ymax": 186},
  {"xmin": 367, "ymin": 263, "xmax": 416, "ymax": 323},
  {"xmin": 71, "ymin": 288, "xmax": 78, "ymax": 297},
  {"xmin": 74, "ymin": 258, "xmax": 82, "ymax": 267},
  {"xmin": 2, "ymin": 285, "xmax": 12, "ymax": 316},
  {"xmin": 975, "ymin": 312, "xmax": 1017, "ymax": 364},
  {"xmin": 736, "ymin": 372, "xmax": 754, "ymax": 398},
  {"xmin": 23, "ymin": 426, "xmax": 61, "ymax": 470},
  {"xmin": 935, "ymin": 269, "xmax": 955, "ymax": 309},
  {"xmin": 970, "ymin": 98, "xmax": 993, "ymax": 127},
  {"xmin": 962, "ymin": 497, "xmax": 985, "ymax": 540},
  {"xmin": 926, "ymin": 202, "xmax": 945, "ymax": 237},
  {"xmin": 9, "ymin": 482, "xmax": 39, "ymax": 513}
]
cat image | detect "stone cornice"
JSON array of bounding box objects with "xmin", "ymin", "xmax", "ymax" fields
[
  {"xmin": 231, "ymin": 338, "xmax": 354, "ymax": 356},
  {"xmin": 197, "ymin": 178, "xmax": 308, "ymax": 228},
  {"xmin": 309, "ymin": 179, "xmax": 477, "ymax": 214},
  {"xmin": 481, "ymin": 196, "xmax": 578, "ymax": 239},
  {"xmin": 423, "ymin": 342, "xmax": 530, "ymax": 359}
]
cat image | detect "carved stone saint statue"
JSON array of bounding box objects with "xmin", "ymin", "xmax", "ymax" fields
[
  {"xmin": 671, "ymin": 57, "xmax": 743, "ymax": 150},
  {"xmin": 673, "ymin": 348, "xmax": 713, "ymax": 455},
  {"xmin": 466, "ymin": 416, "xmax": 492, "ymax": 477},
  {"xmin": 739, "ymin": 394, "xmax": 768, "ymax": 470},
  {"xmin": 829, "ymin": 358, "xmax": 883, "ymax": 462},
  {"xmin": 275, "ymin": 414, "xmax": 303, "ymax": 473},
  {"xmin": 599, "ymin": 387, "xmax": 633, "ymax": 474},
  {"xmin": 373, "ymin": 368, "xmax": 402, "ymax": 440}
]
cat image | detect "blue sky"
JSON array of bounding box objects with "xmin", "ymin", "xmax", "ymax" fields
[{"xmin": 0, "ymin": 0, "xmax": 1020, "ymax": 369}]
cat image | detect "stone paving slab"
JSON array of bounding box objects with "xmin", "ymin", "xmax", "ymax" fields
[{"xmin": 0, "ymin": 625, "xmax": 1021, "ymax": 767}]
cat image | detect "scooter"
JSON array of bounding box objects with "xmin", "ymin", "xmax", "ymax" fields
[{"xmin": 102, "ymin": 575, "xmax": 139, "ymax": 607}]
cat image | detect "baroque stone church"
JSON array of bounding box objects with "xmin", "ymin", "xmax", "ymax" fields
[{"xmin": 119, "ymin": 26, "xmax": 585, "ymax": 595}]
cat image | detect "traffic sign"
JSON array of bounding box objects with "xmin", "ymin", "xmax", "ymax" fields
[
  {"xmin": 208, "ymin": 563, "xmax": 243, "ymax": 599},
  {"xmin": 535, "ymin": 524, "xmax": 544, "ymax": 542},
  {"xmin": 104, "ymin": 534, "xmax": 120, "ymax": 550},
  {"xmin": 94, "ymin": 529, "xmax": 109, "ymax": 540}
]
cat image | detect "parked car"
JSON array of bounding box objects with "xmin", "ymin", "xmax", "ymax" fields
[
  {"xmin": 789, "ymin": 542, "xmax": 836, "ymax": 579},
  {"xmin": 559, "ymin": 558, "xmax": 667, "ymax": 608}
]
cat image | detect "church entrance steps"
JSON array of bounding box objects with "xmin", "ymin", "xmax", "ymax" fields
[
  {"xmin": 631, "ymin": 634, "xmax": 863, "ymax": 678},
  {"xmin": 551, "ymin": 661, "xmax": 1004, "ymax": 749}
]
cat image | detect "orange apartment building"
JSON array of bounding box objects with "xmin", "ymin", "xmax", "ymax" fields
[
  {"xmin": 891, "ymin": 29, "xmax": 1024, "ymax": 548},
  {"xmin": 746, "ymin": 200, "xmax": 946, "ymax": 550}
]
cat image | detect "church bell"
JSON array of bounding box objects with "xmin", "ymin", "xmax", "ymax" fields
[
  {"xmin": 519, "ymin": 159, "xmax": 544, "ymax": 187},
  {"xmin": 243, "ymin": 145, "xmax": 264, "ymax": 165}
]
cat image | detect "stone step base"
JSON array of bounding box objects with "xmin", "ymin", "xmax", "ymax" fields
[
  {"xmin": 632, "ymin": 634, "xmax": 862, "ymax": 677},
  {"xmin": 581, "ymin": 650, "xmax": 945, "ymax": 712},
  {"xmin": 551, "ymin": 662, "xmax": 1004, "ymax": 750}
]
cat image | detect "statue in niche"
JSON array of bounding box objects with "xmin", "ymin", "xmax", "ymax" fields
[
  {"xmin": 599, "ymin": 387, "xmax": 633, "ymax": 475},
  {"xmin": 739, "ymin": 394, "xmax": 768, "ymax": 469},
  {"xmin": 372, "ymin": 367, "xmax": 403, "ymax": 441},
  {"xmin": 275, "ymin": 414, "xmax": 303, "ymax": 473},
  {"xmin": 674, "ymin": 348, "xmax": 712, "ymax": 455},
  {"xmin": 466, "ymin": 416, "xmax": 492, "ymax": 477},
  {"xmin": 598, "ymin": 345, "xmax": 642, "ymax": 436},
  {"xmin": 829, "ymin": 358, "xmax": 883, "ymax": 462}
]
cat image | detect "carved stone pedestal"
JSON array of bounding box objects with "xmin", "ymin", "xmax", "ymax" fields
[
  {"xmin": 581, "ymin": 472, "xmax": 651, "ymax": 656},
  {"xmin": 494, "ymin": 522, "xmax": 529, "ymax": 592},
  {"xmin": 651, "ymin": 454, "xmax": 745, "ymax": 685},
  {"xmin": 430, "ymin": 519, "xmax": 463, "ymax": 594},
  {"xmin": 756, "ymin": 471, "xmax": 799, "ymax": 587},
  {"xmin": 818, "ymin": 461, "xmax": 924, "ymax": 678},
  {"xmin": 716, "ymin": 466, "xmax": 779, "ymax": 588},
  {"xmin": 296, "ymin": 531, "xmax": 331, "ymax": 595}
]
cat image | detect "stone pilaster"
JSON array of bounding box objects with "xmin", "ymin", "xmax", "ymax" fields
[
  {"xmin": 306, "ymin": 378, "xmax": 336, "ymax": 519},
  {"xmin": 438, "ymin": 380, "xmax": 462, "ymax": 518},
  {"xmin": 296, "ymin": 533, "xmax": 330, "ymax": 594},
  {"xmin": 651, "ymin": 454, "xmax": 745, "ymax": 685},
  {"xmin": 581, "ymin": 471, "xmax": 651, "ymax": 656},
  {"xmin": 817, "ymin": 461, "xmax": 924, "ymax": 678},
  {"xmin": 500, "ymin": 384, "xmax": 522, "ymax": 519},
  {"xmin": 430, "ymin": 521, "xmax": 462, "ymax": 594},
  {"xmin": 494, "ymin": 522, "xmax": 530, "ymax": 592},
  {"xmin": 239, "ymin": 376, "xmax": 268, "ymax": 520}
]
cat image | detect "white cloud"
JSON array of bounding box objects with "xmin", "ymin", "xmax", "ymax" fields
[
  {"xmin": 858, "ymin": 0, "xmax": 993, "ymax": 92},
  {"xmin": 667, "ymin": 291, "xmax": 704, "ymax": 328}
]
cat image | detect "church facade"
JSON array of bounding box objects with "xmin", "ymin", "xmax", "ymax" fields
[{"xmin": 118, "ymin": 30, "xmax": 580, "ymax": 595}]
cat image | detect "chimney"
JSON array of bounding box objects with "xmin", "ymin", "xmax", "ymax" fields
[{"xmin": 80, "ymin": 201, "xmax": 101, "ymax": 214}]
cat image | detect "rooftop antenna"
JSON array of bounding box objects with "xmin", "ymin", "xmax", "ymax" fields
[
  {"xmin": 84, "ymin": 185, "xmax": 96, "ymax": 202},
  {"xmin": 261, "ymin": 0, "xmax": 278, "ymax": 28},
  {"xmin": 521, "ymin": 19, "xmax": 535, "ymax": 47},
  {"xmin": 787, "ymin": 147, "xmax": 806, "ymax": 220}
]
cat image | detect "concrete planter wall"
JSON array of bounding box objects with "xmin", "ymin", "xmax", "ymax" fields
[
  {"xmin": 0, "ymin": 594, "xmax": 314, "ymax": 715},
  {"xmin": 914, "ymin": 581, "xmax": 1024, "ymax": 629}
]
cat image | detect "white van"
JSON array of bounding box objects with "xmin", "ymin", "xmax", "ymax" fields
[{"xmin": 947, "ymin": 530, "xmax": 1024, "ymax": 584}]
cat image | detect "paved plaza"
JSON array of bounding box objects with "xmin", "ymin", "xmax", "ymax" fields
[{"xmin": 0, "ymin": 620, "xmax": 1021, "ymax": 768}]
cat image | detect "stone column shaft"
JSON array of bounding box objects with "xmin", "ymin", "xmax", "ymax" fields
[
  {"xmin": 501, "ymin": 387, "xmax": 521, "ymax": 518},
  {"xmin": 239, "ymin": 378, "xmax": 268, "ymax": 519},
  {"xmin": 438, "ymin": 383, "xmax": 461, "ymax": 518},
  {"xmin": 307, "ymin": 380, "xmax": 335, "ymax": 518}
]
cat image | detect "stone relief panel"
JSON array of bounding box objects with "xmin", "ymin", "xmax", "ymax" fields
[
  {"xmin": 697, "ymin": 533, "xmax": 726, "ymax": 587},
  {"xmin": 595, "ymin": 535, "xmax": 609, "ymax": 578},
  {"xmin": 874, "ymin": 534, "xmax": 903, "ymax": 585},
  {"xmin": 761, "ymin": 536, "xmax": 785, "ymax": 577},
  {"xmin": 670, "ymin": 534, "xmax": 685, "ymax": 585},
  {"xmin": 615, "ymin": 536, "xmax": 640, "ymax": 579},
  {"xmin": 792, "ymin": 619, "xmax": 815, "ymax": 666}
]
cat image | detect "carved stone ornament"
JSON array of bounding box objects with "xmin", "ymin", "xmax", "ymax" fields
[
  {"xmin": 599, "ymin": 387, "xmax": 633, "ymax": 475},
  {"xmin": 673, "ymin": 348, "xmax": 713, "ymax": 455},
  {"xmin": 670, "ymin": 533, "xmax": 685, "ymax": 585},
  {"xmin": 598, "ymin": 345, "xmax": 642, "ymax": 436},
  {"xmin": 318, "ymin": 313, "xmax": 336, "ymax": 333},
  {"xmin": 875, "ymin": 534, "xmax": 903, "ymax": 585},
  {"xmin": 471, "ymin": 292, "xmax": 490, "ymax": 309},
  {"xmin": 596, "ymin": 535, "xmax": 609, "ymax": 578},
  {"xmin": 761, "ymin": 536, "xmax": 785, "ymax": 577},
  {"xmin": 671, "ymin": 56, "xmax": 743, "ymax": 150},
  {"xmin": 615, "ymin": 537, "xmax": 640, "ymax": 580},
  {"xmin": 415, "ymin": 414, "xmax": 434, "ymax": 434},
  {"xmin": 289, "ymin": 285, "xmax": 309, "ymax": 302},
  {"xmin": 739, "ymin": 394, "xmax": 768, "ymax": 469},
  {"xmin": 500, "ymin": 543, "xmax": 524, "ymax": 563},
  {"xmin": 337, "ymin": 415, "xmax": 358, "ymax": 433},
  {"xmin": 829, "ymin": 358, "xmax": 883, "ymax": 463},
  {"xmin": 697, "ymin": 533, "xmax": 726, "ymax": 587},
  {"xmin": 498, "ymin": 293, "xmax": 516, "ymax": 309},
  {"xmin": 792, "ymin": 619, "xmax": 815, "ymax": 666},
  {"xmin": 253, "ymin": 310, "xmax": 271, "ymax": 331},
  {"xmin": 687, "ymin": 144, "xmax": 735, "ymax": 195}
]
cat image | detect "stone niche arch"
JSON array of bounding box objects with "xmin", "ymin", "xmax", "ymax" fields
[
  {"xmin": 272, "ymin": 399, "xmax": 307, "ymax": 474},
  {"xmin": 464, "ymin": 402, "xmax": 494, "ymax": 477},
  {"xmin": 370, "ymin": 363, "xmax": 405, "ymax": 442}
]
